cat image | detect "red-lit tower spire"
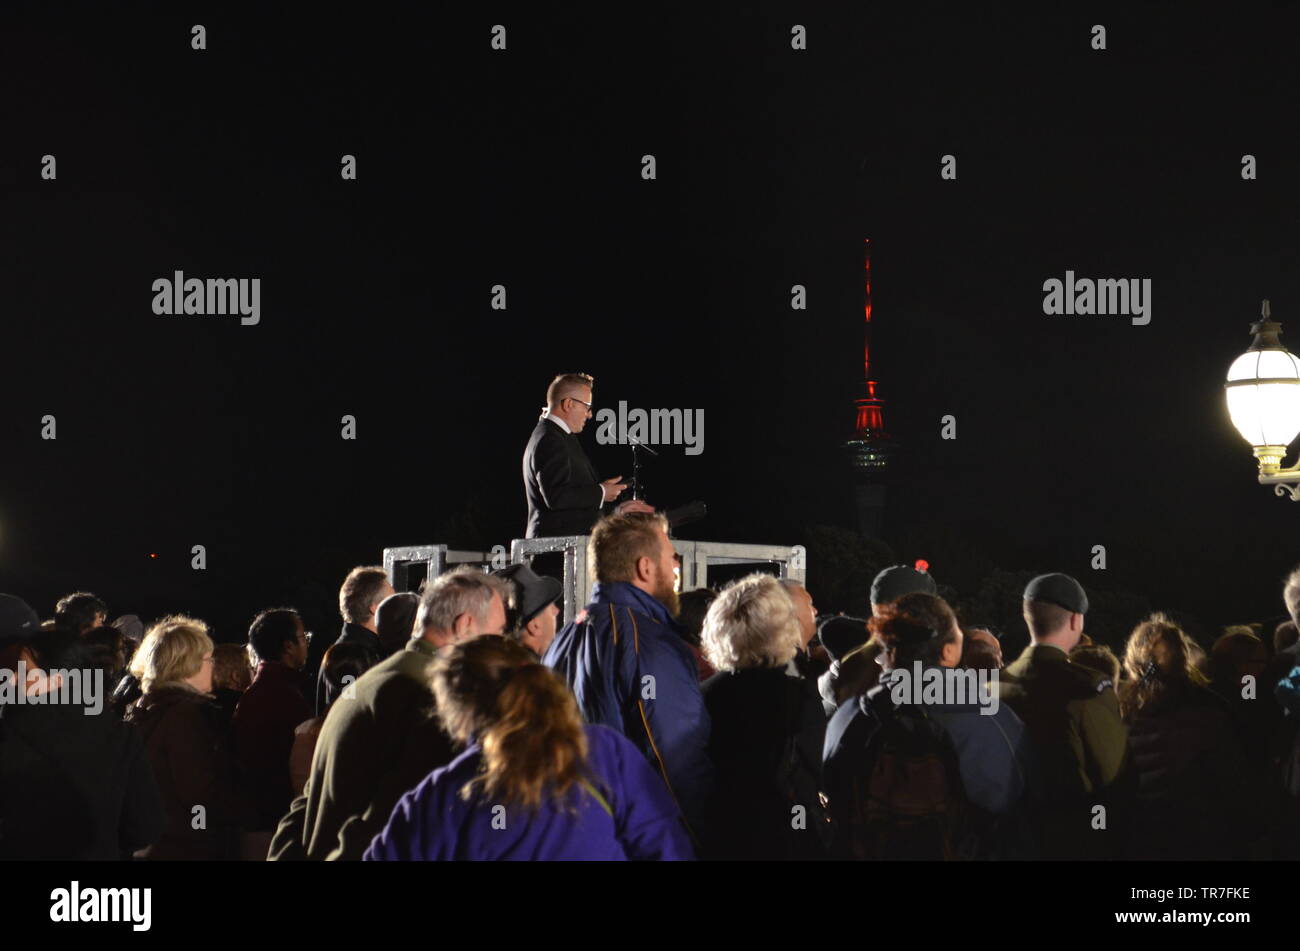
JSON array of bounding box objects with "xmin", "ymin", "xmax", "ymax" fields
[
  {"xmin": 843, "ymin": 239, "xmax": 894, "ymax": 537},
  {"xmin": 854, "ymin": 239, "xmax": 888, "ymax": 440}
]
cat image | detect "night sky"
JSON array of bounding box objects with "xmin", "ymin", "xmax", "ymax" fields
[{"xmin": 2, "ymin": 3, "xmax": 1298, "ymax": 646}]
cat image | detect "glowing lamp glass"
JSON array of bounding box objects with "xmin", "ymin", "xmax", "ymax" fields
[{"xmin": 1225, "ymin": 349, "xmax": 1300, "ymax": 448}]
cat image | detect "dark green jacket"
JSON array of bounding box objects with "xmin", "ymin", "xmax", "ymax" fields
[
  {"xmin": 998, "ymin": 643, "xmax": 1127, "ymax": 858},
  {"xmin": 269, "ymin": 637, "xmax": 455, "ymax": 860}
]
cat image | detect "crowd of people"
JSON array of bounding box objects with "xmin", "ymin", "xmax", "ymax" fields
[{"xmin": 2, "ymin": 511, "xmax": 1299, "ymax": 860}]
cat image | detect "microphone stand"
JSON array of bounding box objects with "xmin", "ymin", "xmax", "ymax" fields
[{"xmin": 628, "ymin": 437, "xmax": 658, "ymax": 501}]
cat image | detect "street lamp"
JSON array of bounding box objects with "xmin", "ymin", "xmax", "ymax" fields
[{"xmin": 1225, "ymin": 300, "xmax": 1300, "ymax": 500}]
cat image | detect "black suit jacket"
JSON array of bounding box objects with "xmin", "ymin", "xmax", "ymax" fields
[
  {"xmin": 523, "ymin": 416, "xmax": 608, "ymax": 537},
  {"xmin": 315, "ymin": 622, "xmax": 384, "ymax": 716}
]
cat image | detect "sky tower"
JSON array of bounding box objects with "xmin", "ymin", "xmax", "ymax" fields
[{"xmin": 843, "ymin": 238, "xmax": 894, "ymax": 538}]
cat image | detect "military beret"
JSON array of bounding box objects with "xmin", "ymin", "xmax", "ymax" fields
[
  {"xmin": 871, "ymin": 565, "xmax": 937, "ymax": 606},
  {"xmin": 1023, "ymin": 572, "xmax": 1089, "ymax": 614}
]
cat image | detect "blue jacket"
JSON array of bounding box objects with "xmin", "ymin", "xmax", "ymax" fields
[
  {"xmin": 363, "ymin": 724, "xmax": 694, "ymax": 861},
  {"xmin": 543, "ymin": 582, "xmax": 712, "ymax": 832}
]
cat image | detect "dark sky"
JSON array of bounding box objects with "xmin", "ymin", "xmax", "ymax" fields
[{"xmin": 2, "ymin": 3, "xmax": 1298, "ymax": 641}]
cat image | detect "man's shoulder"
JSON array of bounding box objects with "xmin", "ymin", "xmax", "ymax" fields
[
  {"xmin": 343, "ymin": 650, "xmax": 433, "ymax": 705},
  {"xmin": 1001, "ymin": 650, "xmax": 1110, "ymax": 702},
  {"xmin": 526, "ymin": 417, "xmax": 564, "ymax": 446},
  {"xmin": 620, "ymin": 606, "xmax": 694, "ymax": 657}
]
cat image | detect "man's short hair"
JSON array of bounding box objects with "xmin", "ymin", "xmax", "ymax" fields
[
  {"xmin": 1024, "ymin": 598, "xmax": 1073, "ymax": 638},
  {"xmin": 55, "ymin": 591, "xmax": 107, "ymax": 631},
  {"xmin": 415, "ymin": 567, "xmax": 509, "ymax": 636},
  {"xmin": 546, "ymin": 372, "xmax": 594, "ymax": 410},
  {"xmin": 701, "ymin": 574, "xmax": 803, "ymax": 672},
  {"xmin": 589, "ymin": 512, "xmax": 669, "ymax": 585},
  {"xmin": 1284, "ymin": 566, "xmax": 1300, "ymax": 628},
  {"xmin": 247, "ymin": 608, "xmax": 301, "ymax": 664},
  {"xmin": 339, "ymin": 566, "xmax": 390, "ymax": 625}
]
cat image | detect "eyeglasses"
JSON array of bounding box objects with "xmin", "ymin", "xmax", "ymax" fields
[
  {"xmin": 302, "ymin": 630, "xmax": 313, "ymax": 644},
  {"xmin": 567, "ymin": 396, "xmax": 593, "ymax": 411}
]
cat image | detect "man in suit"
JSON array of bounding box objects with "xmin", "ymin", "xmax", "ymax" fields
[{"xmin": 523, "ymin": 372, "xmax": 653, "ymax": 537}]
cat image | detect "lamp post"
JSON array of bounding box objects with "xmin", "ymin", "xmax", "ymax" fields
[{"xmin": 1225, "ymin": 300, "xmax": 1300, "ymax": 500}]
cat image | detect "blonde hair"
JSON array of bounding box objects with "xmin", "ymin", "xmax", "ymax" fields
[
  {"xmin": 701, "ymin": 574, "xmax": 804, "ymax": 672},
  {"xmin": 131, "ymin": 615, "xmax": 213, "ymax": 693}
]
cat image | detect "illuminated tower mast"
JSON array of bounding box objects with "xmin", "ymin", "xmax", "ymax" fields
[{"xmin": 843, "ymin": 238, "xmax": 894, "ymax": 538}]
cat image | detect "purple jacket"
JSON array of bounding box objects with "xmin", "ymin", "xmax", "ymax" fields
[{"xmin": 363, "ymin": 724, "xmax": 694, "ymax": 861}]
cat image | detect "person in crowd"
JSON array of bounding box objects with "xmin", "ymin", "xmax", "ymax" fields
[
  {"xmin": 818, "ymin": 616, "xmax": 870, "ymax": 660},
  {"xmin": 699, "ymin": 575, "xmax": 830, "ymax": 859},
  {"xmin": 676, "ymin": 588, "xmax": 717, "ymax": 681},
  {"xmin": 233, "ymin": 608, "xmax": 313, "ymax": 859},
  {"xmin": 1264, "ymin": 570, "xmax": 1300, "ymax": 701},
  {"xmin": 0, "ymin": 593, "xmax": 41, "ymax": 671},
  {"xmin": 961, "ymin": 627, "xmax": 1003, "ymax": 672},
  {"xmin": 780, "ymin": 579, "xmax": 827, "ymax": 680},
  {"xmin": 819, "ymin": 564, "xmax": 938, "ymax": 715},
  {"xmin": 289, "ymin": 642, "xmax": 375, "ymax": 796},
  {"xmin": 85, "ymin": 624, "xmax": 130, "ymax": 687},
  {"xmin": 998, "ymin": 573, "xmax": 1126, "ymax": 860},
  {"xmin": 1275, "ymin": 619, "xmax": 1299, "ymax": 657},
  {"xmin": 270, "ymin": 566, "xmax": 508, "ymax": 861},
  {"xmin": 822, "ymin": 592, "xmax": 1029, "ymax": 860},
  {"xmin": 124, "ymin": 615, "xmax": 241, "ymax": 860},
  {"xmin": 211, "ymin": 642, "xmax": 253, "ymax": 728},
  {"xmin": 543, "ymin": 512, "xmax": 712, "ymax": 834},
  {"xmin": 522, "ymin": 371, "xmax": 654, "ymax": 539},
  {"xmin": 1208, "ymin": 627, "xmax": 1272, "ymax": 762},
  {"xmin": 493, "ymin": 563, "xmax": 562, "ymax": 658},
  {"xmin": 1118, "ymin": 613, "xmax": 1270, "ymax": 859},
  {"xmin": 365, "ymin": 636, "xmax": 693, "ymax": 861},
  {"xmin": 55, "ymin": 591, "xmax": 108, "ymax": 636},
  {"xmin": 374, "ymin": 591, "xmax": 420, "ymax": 659},
  {"xmin": 316, "ymin": 566, "xmax": 394, "ymax": 713},
  {"xmin": 112, "ymin": 614, "xmax": 146, "ymax": 651},
  {"xmin": 1069, "ymin": 643, "xmax": 1121, "ymax": 690},
  {"xmin": 0, "ymin": 602, "xmax": 164, "ymax": 860}
]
